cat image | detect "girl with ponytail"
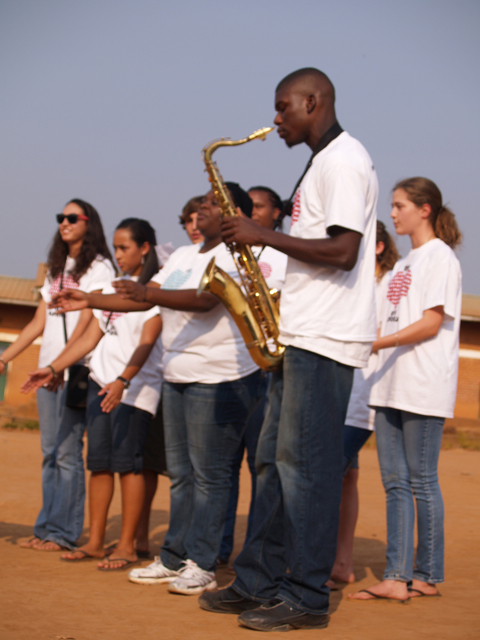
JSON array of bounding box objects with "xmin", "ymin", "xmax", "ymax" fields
[
  {"xmin": 350, "ymin": 178, "xmax": 462, "ymax": 602},
  {"xmin": 24, "ymin": 218, "xmax": 163, "ymax": 569}
]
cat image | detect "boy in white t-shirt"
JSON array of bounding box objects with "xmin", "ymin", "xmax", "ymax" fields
[{"xmin": 198, "ymin": 68, "xmax": 377, "ymax": 631}]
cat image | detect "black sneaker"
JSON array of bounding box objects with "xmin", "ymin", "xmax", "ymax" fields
[
  {"xmin": 198, "ymin": 585, "xmax": 262, "ymax": 614},
  {"xmin": 238, "ymin": 598, "xmax": 330, "ymax": 631}
]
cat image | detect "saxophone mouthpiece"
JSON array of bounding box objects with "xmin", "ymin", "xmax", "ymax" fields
[{"xmin": 251, "ymin": 127, "xmax": 275, "ymax": 141}]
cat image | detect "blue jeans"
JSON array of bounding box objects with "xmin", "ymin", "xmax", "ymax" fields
[
  {"xmin": 160, "ymin": 370, "xmax": 262, "ymax": 573},
  {"xmin": 34, "ymin": 385, "xmax": 86, "ymax": 549},
  {"xmin": 219, "ymin": 372, "xmax": 270, "ymax": 562},
  {"xmin": 233, "ymin": 346, "xmax": 353, "ymax": 615},
  {"xmin": 375, "ymin": 407, "xmax": 445, "ymax": 583}
]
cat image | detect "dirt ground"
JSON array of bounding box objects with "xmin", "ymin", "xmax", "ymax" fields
[{"xmin": 0, "ymin": 430, "xmax": 479, "ymax": 640}]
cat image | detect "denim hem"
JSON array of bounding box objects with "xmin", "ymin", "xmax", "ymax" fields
[
  {"xmin": 233, "ymin": 580, "xmax": 270, "ymax": 604},
  {"xmin": 160, "ymin": 549, "xmax": 185, "ymax": 571},
  {"xmin": 412, "ymin": 572, "xmax": 444, "ymax": 584},
  {"xmin": 383, "ymin": 573, "xmax": 410, "ymax": 582},
  {"xmin": 42, "ymin": 535, "xmax": 77, "ymax": 551},
  {"xmin": 278, "ymin": 592, "xmax": 329, "ymax": 616}
]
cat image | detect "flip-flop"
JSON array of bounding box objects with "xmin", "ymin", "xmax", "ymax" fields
[
  {"xmin": 352, "ymin": 590, "xmax": 410, "ymax": 604},
  {"xmin": 408, "ymin": 588, "xmax": 441, "ymax": 598},
  {"xmin": 97, "ymin": 558, "xmax": 139, "ymax": 571},
  {"xmin": 60, "ymin": 549, "xmax": 101, "ymax": 562}
]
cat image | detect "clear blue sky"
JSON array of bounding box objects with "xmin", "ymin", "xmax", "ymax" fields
[{"xmin": 1, "ymin": 0, "xmax": 479, "ymax": 293}]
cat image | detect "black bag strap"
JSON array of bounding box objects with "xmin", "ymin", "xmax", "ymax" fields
[
  {"xmin": 60, "ymin": 271, "xmax": 68, "ymax": 344},
  {"xmin": 275, "ymin": 121, "xmax": 344, "ymax": 229},
  {"xmin": 60, "ymin": 266, "xmax": 113, "ymax": 344}
]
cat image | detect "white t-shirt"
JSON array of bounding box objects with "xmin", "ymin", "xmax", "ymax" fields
[
  {"xmin": 345, "ymin": 272, "xmax": 391, "ymax": 431},
  {"xmin": 153, "ymin": 242, "xmax": 259, "ymax": 384},
  {"xmin": 252, "ymin": 245, "xmax": 288, "ymax": 292},
  {"xmin": 278, "ymin": 131, "xmax": 378, "ymax": 368},
  {"xmin": 90, "ymin": 280, "xmax": 163, "ymax": 415},
  {"xmin": 39, "ymin": 255, "xmax": 115, "ymax": 368},
  {"xmin": 369, "ymin": 238, "xmax": 462, "ymax": 418}
]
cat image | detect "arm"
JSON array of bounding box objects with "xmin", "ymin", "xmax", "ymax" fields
[
  {"xmin": 221, "ymin": 217, "xmax": 362, "ymax": 271},
  {"xmin": 112, "ymin": 279, "xmax": 219, "ymax": 312},
  {"xmin": 372, "ymin": 307, "xmax": 444, "ymax": 353},
  {"xmin": 21, "ymin": 316, "xmax": 104, "ymax": 393},
  {"xmin": 53, "ymin": 282, "xmax": 219, "ymax": 313},
  {"xmin": 98, "ymin": 314, "xmax": 163, "ymax": 413},
  {"xmin": 0, "ymin": 299, "xmax": 46, "ymax": 374}
]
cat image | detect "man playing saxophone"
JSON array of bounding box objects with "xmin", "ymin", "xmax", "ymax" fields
[{"xmin": 199, "ymin": 67, "xmax": 378, "ymax": 631}]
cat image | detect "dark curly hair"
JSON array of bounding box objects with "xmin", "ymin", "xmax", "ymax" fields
[
  {"xmin": 47, "ymin": 199, "xmax": 113, "ymax": 282},
  {"xmin": 376, "ymin": 220, "xmax": 400, "ymax": 279},
  {"xmin": 115, "ymin": 218, "xmax": 159, "ymax": 284}
]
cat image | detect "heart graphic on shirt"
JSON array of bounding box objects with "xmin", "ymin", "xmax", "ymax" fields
[
  {"xmin": 291, "ymin": 189, "xmax": 301, "ymax": 225},
  {"xmin": 258, "ymin": 262, "xmax": 272, "ymax": 279},
  {"xmin": 102, "ymin": 310, "xmax": 124, "ymax": 323},
  {"xmin": 387, "ymin": 268, "xmax": 412, "ymax": 307},
  {"xmin": 49, "ymin": 273, "xmax": 79, "ymax": 297}
]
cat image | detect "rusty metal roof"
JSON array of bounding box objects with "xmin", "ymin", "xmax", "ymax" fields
[{"xmin": 0, "ymin": 275, "xmax": 40, "ymax": 306}]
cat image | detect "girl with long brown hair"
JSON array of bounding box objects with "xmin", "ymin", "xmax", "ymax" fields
[{"xmin": 1, "ymin": 199, "xmax": 114, "ymax": 551}]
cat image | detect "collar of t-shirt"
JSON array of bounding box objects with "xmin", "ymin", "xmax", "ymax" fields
[{"xmin": 280, "ymin": 121, "xmax": 344, "ymax": 222}]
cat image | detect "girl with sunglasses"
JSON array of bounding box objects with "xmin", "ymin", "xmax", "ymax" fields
[
  {"xmin": 24, "ymin": 218, "xmax": 163, "ymax": 570},
  {"xmin": 0, "ymin": 199, "xmax": 114, "ymax": 551}
]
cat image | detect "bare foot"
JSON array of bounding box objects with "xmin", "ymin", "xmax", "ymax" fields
[
  {"xmin": 348, "ymin": 579, "xmax": 410, "ymax": 602},
  {"xmin": 34, "ymin": 540, "xmax": 68, "ymax": 551},
  {"xmin": 330, "ymin": 571, "xmax": 355, "ymax": 584},
  {"xmin": 97, "ymin": 550, "xmax": 138, "ymax": 571},
  {"xmin": 61, "ymin": 544, "xmax": 106, "ymax": 561},
  {"xmin": 19, "ymin": 537, "xmax": 43, "ymax": 549},
  {"xmin": 408, "ymin": 579, "xmax": 440, "ymax": 597}
]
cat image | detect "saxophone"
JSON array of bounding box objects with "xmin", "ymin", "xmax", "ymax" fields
[{"xmin": 197, "ymin": 128, "xmax": 285, "ymax": 371}]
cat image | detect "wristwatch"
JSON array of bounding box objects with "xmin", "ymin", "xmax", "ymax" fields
[{"xmin": 117, "ymin": 376, "xmax": 131, "ymax": 389}]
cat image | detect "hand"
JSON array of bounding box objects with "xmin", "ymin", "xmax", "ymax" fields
[
  {"xmin": 47, "ymin": 370, "xmax": 64, "ymax": 392},
  {"xmin": 0, "ymin": 360, "xmax": 6, "ymax": 375},
  {"xmin": 112, "ymin": 279, "xmax": 147, "ymax": 302},
  {"xmin": 49, "ymin": 289, "xmax": 89, "ymax": 313},
  {"xmin": 21, "ymin": 368, "xmax": 55, "ymax": 394},
  {"xmin": 371, "ymin": 340, "xmax": 380, "ymax": 354},
  {"xmin": 98, "ymin": 379, "xmax": 125, "ymax": 413},
  {"xmin": 221, "ymin": 216, "xmax": 265, "ymax": 246}
]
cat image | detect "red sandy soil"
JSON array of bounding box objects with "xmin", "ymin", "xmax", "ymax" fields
[{"xmin": 0, "ymin": 430, "xmax": 479, "ymax": 640}]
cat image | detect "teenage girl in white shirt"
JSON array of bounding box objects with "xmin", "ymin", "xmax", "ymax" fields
[
  {"xmin": 1, "ymin": 200, "xmax": 114, "ymax": 551},
  {"xmin": 24, "ymin": 219, "xmax": 162, "ymax": 570},
  {"xmin": 349, "ymin": 177, "xmax": 462, "ymax": 602}
]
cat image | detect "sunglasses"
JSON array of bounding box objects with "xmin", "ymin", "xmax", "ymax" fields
[{"xmin": 56, "ymin": 213, "xmax": 89, "ymax": 224}]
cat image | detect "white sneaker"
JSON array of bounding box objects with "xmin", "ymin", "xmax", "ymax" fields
[
  {"xmin": 167, "ymin": 559, "xmax": 217, "ymax": 595},
  {"xmin": 128, "ymin": 556, "xmax": 180, "ymax": 585}
]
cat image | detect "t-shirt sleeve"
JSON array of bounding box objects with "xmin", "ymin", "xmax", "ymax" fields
[
  {"xmin": 82, "ymin": 259, "xmax": 116, "ymax": 293},
  {"xmin": 422, "ymin": 251, "xmax": 460, "ymax": 320},
  {"xmin": 151, "ymin": 270, "xmax": 165, "ymax": 287},
  {"xmin": 320, "ymin": 163, "xmax": 367, "ymax": 234},
  {"xmin": 40, "ymin": 274, "xmax": 52, "ymax": 303}
]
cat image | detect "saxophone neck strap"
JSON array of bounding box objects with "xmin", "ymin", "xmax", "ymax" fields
[{"xmin": 277, "ymin": 121, "xmax": 344, "ymax": 227}]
